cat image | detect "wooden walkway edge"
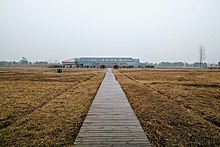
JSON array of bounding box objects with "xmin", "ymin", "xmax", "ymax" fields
[{"xmin": 74, "ymin": 69, "xmax": 151, "ymax": 147}]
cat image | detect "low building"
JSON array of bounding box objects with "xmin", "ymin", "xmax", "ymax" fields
[
  {"xmin": 62, "ymin": 58, "xmax": 76, "ymax": 68},
  {"xmin": 62, "ymin": 57, "xmax": 145, "ymax": 68}
]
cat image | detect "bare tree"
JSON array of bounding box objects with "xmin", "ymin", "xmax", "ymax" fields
[{"xmin": 199, "ymin": 45, "xmax": 206, "ymax": 68}]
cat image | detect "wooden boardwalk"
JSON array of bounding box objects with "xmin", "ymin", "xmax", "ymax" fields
[{"xmin": 74, "ymin": 69, "xmax": 151, "ymax": 147}]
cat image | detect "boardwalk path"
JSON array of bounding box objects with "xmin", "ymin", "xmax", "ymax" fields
[{"xmin": 74, "ymin": 69, "xmax": 151, "ymax": 147}]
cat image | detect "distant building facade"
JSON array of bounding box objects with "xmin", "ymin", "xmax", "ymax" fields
[
  {"xmin": 62, "ymin": 58, "xmax": 76, "ymax": 68},
  {"xmin": 62, "ymin": 57, "xmax": 145, "ymax": 68}
]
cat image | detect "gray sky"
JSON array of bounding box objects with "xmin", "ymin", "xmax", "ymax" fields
[{"xmin": 0, "ymin": 0, "xmax": 220, "ymax": 63}]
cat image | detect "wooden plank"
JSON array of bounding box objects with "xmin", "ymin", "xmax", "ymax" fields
[
  {"xmin": 87, "ymin": 111, "xmax": 134, "ymax": 113},
  {"xmin": 74, "ymin": 144, "xmax": 149, "ymax": 147},
  {"xmin": 77, "ymin": 132, "xmax": 146, "ymax": 137},
  {"xmin": 81, "ymin": 121, "xmax": 142, "ymax": 125},
  {"xmin": 74, "ymin": 141, "xmax": 150, "ymax": 145},
  {"xmin": 77, "ymin": 130, "xmax": 146, "ymax": 133},
  {"xmin": 74, "ymin": 69, "xmax": 151, "ymax": 146}
]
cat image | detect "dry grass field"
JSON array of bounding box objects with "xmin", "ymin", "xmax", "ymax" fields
[
  {"xmin": 114, "ymin": 69, "xmax": 220, "ymax": 146},
  {"xmin": 0, "ymin": 67, "xmax": 105, "ymax": 146}
]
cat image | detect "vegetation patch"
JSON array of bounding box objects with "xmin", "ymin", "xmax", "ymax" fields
[
  {"xmin": 114, "ymin": 69, "xmax": 220, "ymax": 146},
  {"xmin": 0, "ymin": 67, "xmax": 105, "ymax": 146}
]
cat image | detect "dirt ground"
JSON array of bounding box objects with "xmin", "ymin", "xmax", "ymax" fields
[
  {"xmin": 0, "ymin": 67, "xmax": 105, "ymax": 146},
  {"xmin": 114, "ymin": 68, "xmax": 220, "ymax": 146}
]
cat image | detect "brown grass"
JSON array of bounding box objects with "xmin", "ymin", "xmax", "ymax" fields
[
  {"xmin": 114, "ymin": 68, "xmax": 220, "ymax": 146},
  {"xmin": 0, "ymin": 67, "xmax": 105, "ymax": 146}
]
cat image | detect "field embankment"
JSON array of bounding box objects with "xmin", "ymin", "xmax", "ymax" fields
[
  {"xmin": 0, "ymin": 67, "xmax": 105, "ymax": 146},
  {"xmin": 114, "ymin": 69, "xmax": 220, "ymax": 146}
]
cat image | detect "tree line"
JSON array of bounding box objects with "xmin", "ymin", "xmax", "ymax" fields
[{"xmin": 0, "ymin": 57, "xmax": 48, "ymax": 67}]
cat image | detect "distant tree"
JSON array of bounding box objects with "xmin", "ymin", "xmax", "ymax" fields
[
  {"xmin": 193, "ymin": 62, "xmax": 207, "ymax": 68},
  {"xmin": 13, "ymin": 61, "xmax": 17, "ymax": 65},
  {"xmin": 0, "ymin": 61, "xmax": 7, "ymax": 67},
  {"xmin": 158, "ymin": 62, "xmax": 172, "ymax": 67},
  {"xmin": 20, "ymin": 57, "xmax": 28, "ymax": 64},
  {"xmin": 218, "ymin": 61, "xmax": 220, "ymax": 67},
  {"xmin": 34, "ymin": 61, "xmax": 48, "ymax": 65},
  {"xmin": 173, "ymin": 62, "xmax": 185, "ymax": 67},
  {"xmin": 199, "ymin": 45, "xmax": 206, "ymax": 68}
]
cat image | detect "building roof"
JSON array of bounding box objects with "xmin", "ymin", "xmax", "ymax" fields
[
  {"xmin": 80, "ymin": 57, "xmax": 133, "ymax": 59},
  {"xmin": 62, "ymin": 58, "xmax": 76, "ymax": 63}
]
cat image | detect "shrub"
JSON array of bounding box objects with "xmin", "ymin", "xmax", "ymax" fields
[
  {"xmin": 100, "ymin": 65, "xmax": 106, "ymax": 69},
  {"xmin": 113, "ymin": 65, "xmax": 119, "ymax": 69},
  {"xmin": 56, "ymin": 68, "xmax": 62, "ymax": 73}
]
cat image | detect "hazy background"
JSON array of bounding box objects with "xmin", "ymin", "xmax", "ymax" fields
[{"xmin": 0, "ymin": 0, "xmax": 220, "ymax": 63}]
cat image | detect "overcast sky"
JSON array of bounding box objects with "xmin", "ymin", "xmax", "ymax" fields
[{"xmin": 0, "ymin": 0, "xmax": 220, "ymax": 63}]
